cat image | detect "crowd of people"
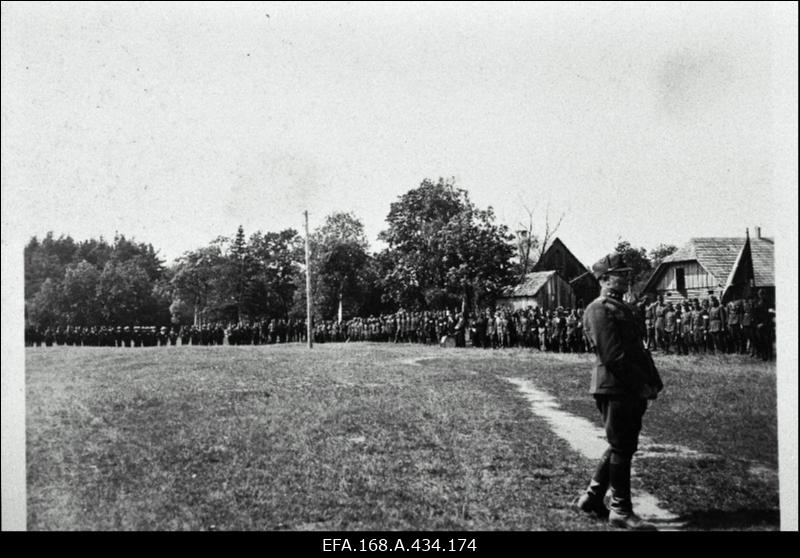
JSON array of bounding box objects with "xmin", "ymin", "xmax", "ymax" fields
[
  {"xmin": 24, "ymin": 291, "xmax": 775, "ymax": 360},
  {"xmin": 637, "ymin": 290, "xmax": 775, "ymax": 361}
]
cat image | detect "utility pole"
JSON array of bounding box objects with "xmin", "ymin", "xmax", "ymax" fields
[{"xmin": 304, "ymin": 210, "xmax": 313, "ymax": 349}]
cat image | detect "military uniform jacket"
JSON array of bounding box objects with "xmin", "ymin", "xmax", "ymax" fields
[{"xmin": 583, "ymin": 292, "xmax": 663, "ymax": 399}]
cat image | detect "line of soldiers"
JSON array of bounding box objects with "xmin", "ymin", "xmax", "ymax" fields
[
  {"xmin": 309, "ymin": 307, "xmax": 592, "ymax": 353},
  {"xmin": 25, "ymin": 325, "xmax": 199, "ymax": 347},
  {"xmin": 24, "ymin": 320, "xmax": 309, "ymax": 348},
  {"xmin": 637, "ymin": 290, "xmax": 775, "ymax": 360},
  {"xmin": 25, "ymin": 290, "xmax": 775, "ymax": 360},
  {"xmin": 24, "ymin": 308, "xmax": 590, "ymax": 353}
]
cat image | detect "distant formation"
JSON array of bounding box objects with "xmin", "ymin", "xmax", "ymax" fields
[{"xmin": 25, "ymin": 289, "xmax": 775, "ymax": 361}]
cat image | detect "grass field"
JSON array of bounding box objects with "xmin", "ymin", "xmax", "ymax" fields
[{"xmin": 25, "ymin": 343, "xmax": 779, "ymax": 531}]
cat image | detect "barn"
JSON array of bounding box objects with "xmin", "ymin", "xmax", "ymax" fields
[
  {"xmin": 532, "ymin": 237, "xmax": 599, "ymax": 306},
  {"xmin": 496, "ymin": 270, "xmax": 576, "ymax": 312},
  {"xmin": 641, "ymin": 229, "xmax": 774, "ymax": 305}
]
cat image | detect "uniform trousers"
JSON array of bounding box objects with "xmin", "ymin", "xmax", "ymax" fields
[{"xmin": 587, "ymin": 395, "xmax": 648, "ymax": 512}]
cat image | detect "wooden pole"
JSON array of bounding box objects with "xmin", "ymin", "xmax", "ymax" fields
[{"xmin": 304, "ymin": 210, "xmax": 313, "ymax": 349}]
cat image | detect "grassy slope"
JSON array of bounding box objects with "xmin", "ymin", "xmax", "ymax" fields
[{"xmin": 27, "ymin": 345, "xmax": 604, "ymax": 531}]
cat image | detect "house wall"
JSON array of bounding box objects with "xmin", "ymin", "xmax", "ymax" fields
[
  {"xmin": 497, "ymin": 274, "xmax": 576, "ymax": 311},
  {"xmin": 650, "ymin": 261, "xmax": 722, "ymax": 301}
]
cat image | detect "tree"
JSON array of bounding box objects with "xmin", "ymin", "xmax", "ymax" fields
[
  {"xmin": 24, "ymin": 231, "xmax": 169, "ymax": 327},
  {"xmin": 24, "ymin": 232, "xmax": 77, "ymax": 300},
  {"xmin": 509, "ymin": 202, "xmax": 567, "ymax": 280},
  {"xmin": 26, "ymin": 278, "xmax": 65, "ymax": 328},
  {"xmin": 96, "ymin": 260, "xmax": 159, "ymax": 325},
  {"xmin": 169, "ymin": 245, "xmax": 226, "ymax": 325},
  {"xmin": 228, "ymin": 225, "xmax": 253, "ymax": 322},
  {"xmin": 514, "ymin": 206, "xmax": 540, "ymax": 280},
  {"xmin": 614, "ymin": 240, "xmax": 653, "ymax": 296},
  {"xmin": 309, "ymin": 212, "xmax": 372, "ymax": 320},
  {"xmin": 536, "ymin": 203, "xmax": 566, "ymax": 261},
  {"xmin": 649, "ymin": 244, "xmax": 679, "ymax": 268},
  {"xmin": 74, "ymin": 237, "xmax": 113, "ymax": 271},
  {"xmin": 247, "ymin": 229, "xmax": 304, "ymax": 318},
  {"xmin": 62, "ymin": 260, "xmax": 101, "ymax": 324},
  {"xmin": 379, "ymin": 178, "xmax": 515, "ymax": 313}
]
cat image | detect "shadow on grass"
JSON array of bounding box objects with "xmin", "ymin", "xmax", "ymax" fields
[{"xmin": 677, "ymin": 508, "xmax": 779, "ymax": 530}]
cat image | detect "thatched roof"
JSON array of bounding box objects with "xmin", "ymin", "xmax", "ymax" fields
[{"xmin": 502, "ymin": 271, "xmax": 558, "ymax": 297}]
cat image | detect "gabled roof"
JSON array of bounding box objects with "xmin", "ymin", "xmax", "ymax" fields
[
  {"xmin": 643, "ymin": 236, "xmax": 774, "ymax": 292},
  {"xmin": 502, "ymin": 271, "xmax": 559, "ymax": 297},
  {"xmin": 533, "ymin": 237, "xmax": 590, "ymax": 276}
]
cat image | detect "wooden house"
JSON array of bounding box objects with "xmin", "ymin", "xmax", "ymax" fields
[
  {"xmin": 496, "ymin": 270, "xmax": 575, "ymax": 312},
  {"xmin": 641, "ymin": 229, "xmax": 774, "ymax": 305},
  {"xmin": 532, "ymin": 238, "xmax": 599, "ymax": 306}
]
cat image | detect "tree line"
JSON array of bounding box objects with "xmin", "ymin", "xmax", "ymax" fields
[{"xmin": 24, "ymin": 178, "xmax": 677, "ymax": 328}]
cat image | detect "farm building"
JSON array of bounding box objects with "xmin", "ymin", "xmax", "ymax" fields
[
  {"xmin": 641, "ymin": 229, "xmax": 774, "ymax": 305},
  {"xmin": 532, "ymin": 237, "xmax": 599, "ymax": 306},
  {"xmin": 569, "ymin": 271, "xmax": 601, "ymax": 309},
  {"xmin": 496, "ymin": 270, "xmax": 575, "ymax": 312}
]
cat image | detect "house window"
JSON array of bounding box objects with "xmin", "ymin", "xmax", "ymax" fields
[{"xmin": 675, "ymin": 268, "xmax": 685, "ymax": 291}]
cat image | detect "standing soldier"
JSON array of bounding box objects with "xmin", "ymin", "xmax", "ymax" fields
[
  {"xmin": 385, "ymin": 314, "xmax": 396, "ymax": 344},
  {"xmin": 741, "ymin": 296, "xmax": 756, "ymax": 355},
  {"xmin": 519, "ymin": 310, "xmax": 531, "ymax": 349},
  {"xmin": 565, "ymin": 309, "xmax": 579, "ymax": 353},
  {"xmin": 652, "ymin": 295, "xmax": 667, "ymax": 352},
  {"xmin": 707, "ymin": 297, "xmax": 726, "ymax": 354},
  {"xmin": 680, "ymin": 301, "xmax": 693, "ymax": 355},
  {"xmin": 494, "ymin": 311, "xmax": 506, "ymax": 349},
  {"xmin": 575, "ymin": 252, "xmax": 662, "ymax": 530},
  {"xmin": 454, "ymin": 312, "xmax": 466, "ymax": 348},
  {"xmin": 663, "ymin": 302, "xmax": 677, "ymax": 355},
  {"xmin": 644, "ymin": 299, "xmax": 656, "ymax": 350},
  {"xmin": 753, "ymin": 289, "xmax": 772, "ymax": 361},
  {"xmin": 692, "ymin": 299, "xmax": 707, "ymax": 354},
  {"xmin": 700, "ymin": 299, "xmax": 711, "ymax": 352},
  {"xmin": 409, "ymin": 312, "xmax": 419, "ymax": 344},
  {"xmin": 540, "ymin": 310, "xmax": 551, "ymax": 351},
  {"xmin": 485, "ymin": 310, "xmax": 496, "ymax": 349},
  {"xmin": 44, "ymin": 327, "xmax": 55, "ymax": 347},
  {"xmin": 531, "ymin": 308, "xmax": 543, "ymax": 351},
  {"xmin": 726, "ymin": 299, "xmax": 743, "ymax": 354}
]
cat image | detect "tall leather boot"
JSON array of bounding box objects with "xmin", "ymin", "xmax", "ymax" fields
[
  {"xmin": 575, "ymin": 449, "xmax": 610, "ymax": 518},
  {"xmin": 608, "ymin": 454, "xmax": 656, "ymax": 530}
]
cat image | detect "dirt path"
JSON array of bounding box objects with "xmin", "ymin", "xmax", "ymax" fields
[{"xmin": 506, "ymin": 377, "xmax": 685, "ymax": 530}]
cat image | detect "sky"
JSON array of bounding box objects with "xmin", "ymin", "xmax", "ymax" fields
[{"xmin": 2, "ymin": 1, "xmax": 796, "ymax": 268}]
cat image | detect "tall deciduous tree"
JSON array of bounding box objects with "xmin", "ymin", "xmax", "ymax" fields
[
  {"xmin": 62, "ymin": 261, "xmax": 101, "ymax": 325},
  {"xmin": 169, "ymin": 245, "xmax": 226, "ymax": 325},
  {"xmin": 379, "ymin": 178, "xmax": 514, "ymax": 312},
  {"xmin": 248, "ymin": 229, "xmax": 304, "ymax": 318},
  {"xmin": 308, "ymin": 212, "xmax": 372, "ymax": 320},
  {"xmin": 26, "ymin": 278, "xmax": 65, "ymax": 328},
  {"xmin": 96, "ymin": 260, "xmax": 158, "ymax": 324}
]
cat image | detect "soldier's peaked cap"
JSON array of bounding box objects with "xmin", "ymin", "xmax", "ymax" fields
[{"xmin": 591, "ymin": 252, "xmax": 633, "ymax": 279}]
